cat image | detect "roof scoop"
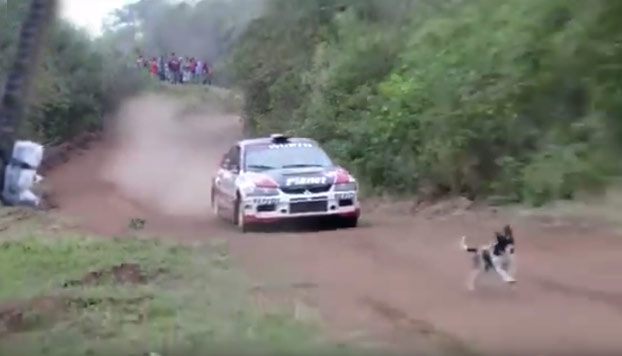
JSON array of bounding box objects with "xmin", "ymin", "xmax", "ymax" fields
[{"xmin": 270, "ymin": 133, "xmax": 289, "ymax": 144}]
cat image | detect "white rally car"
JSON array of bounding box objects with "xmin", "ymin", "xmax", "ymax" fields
[{"xmin": 210, "ymin": 134, "xmax": 360, "ymax": 232}]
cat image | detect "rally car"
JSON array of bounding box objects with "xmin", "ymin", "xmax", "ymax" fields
[{"xmin": 210, "ymin": 134, "xmax": 360, "ymax": 232}]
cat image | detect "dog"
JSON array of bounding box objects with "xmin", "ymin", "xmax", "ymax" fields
[{"xmin": 460, "ymin": 225, "xmax": 517, "ymax": 291}]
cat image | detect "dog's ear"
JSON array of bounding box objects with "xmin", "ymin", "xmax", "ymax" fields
[
  {"xmin": 503, "ymin": 225, "xmax": 513, "ymax": 238},
  {"xmin": 495, "ymin": 232, "xmax": 504, "ymax": 242}
]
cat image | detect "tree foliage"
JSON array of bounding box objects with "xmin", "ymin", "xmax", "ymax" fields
[
  {"xmin": 4, "ymin": 0, "xmax": 620, "ymax": 205},
  {"xmin": 0, "ymin": 1, "xmax": 148, "ymax": 143},
  {"xmin": 231, "ymin": 0, "xmax": 622, "ymax": 204}
]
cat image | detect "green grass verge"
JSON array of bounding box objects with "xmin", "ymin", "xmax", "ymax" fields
[{"xmin": 0, "ymin": 209, "xmax": 366, "ymax": 356}]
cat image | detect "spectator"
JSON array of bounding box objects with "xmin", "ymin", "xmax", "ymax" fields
[
  {"xmin": 158, "ymin": 56, "xmax": 166, "ymax": 81},
  {"xmin": 179, "ymin": 56, "xmax": 186, "ymax": 84},
  {"xmin": 168, "ymin": 53, "xmax": 181, "ymax": 84},
  {"xmin": 181, "ymin": 56, "xmax": 190, "ymax": 84},
  {"xmin": 203, "ymin": 61, "xmax": 213, "ymax": 85},
  {"xmin": 146, "ymin": 53, "xmax": 217, "ymax": 85},
  {"xmin": 195, "ymin": 59, "xmax": 204, "ymax": 84},
  {"xmin": 136, "ymin": 54, "xmax": 145, "ymax": 69},
  {"xmin": 149, "ymin": 57, "xmax": 158, "ymax": 77},
  {"xmin": 189, "ymin": 57, "xmax": 197, "ymax": 83}
]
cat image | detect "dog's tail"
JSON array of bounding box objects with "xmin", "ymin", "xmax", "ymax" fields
[{"xmin": 460, "ymin": 236, "xmax": 478, "ymax": 253}]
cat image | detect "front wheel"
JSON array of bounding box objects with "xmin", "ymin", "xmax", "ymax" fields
[
  {"xmin": 210, "ymin": 187, "xmax": 219, "ymax": 217},
  {"xmin": 234, "ymin": 194, "xmax": 250, "ymax": 233}
]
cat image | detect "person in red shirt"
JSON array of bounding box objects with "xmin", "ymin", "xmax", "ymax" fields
[{"xmin": 149, "ymin": 58, "xmax": 158, "ymax": 77}]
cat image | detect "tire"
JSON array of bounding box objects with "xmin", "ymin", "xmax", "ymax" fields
[
  {"xmin": 233, "ymin": 193, "xmax": 249, "ymax": 233},
  {"xmin": 210, "ymin": 187, "xmax": 219, "ymax": 217}
]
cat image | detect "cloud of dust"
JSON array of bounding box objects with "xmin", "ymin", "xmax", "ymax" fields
[{"xmin": 101, "ymin": 93, "xmax": 241, "ymax": 217}]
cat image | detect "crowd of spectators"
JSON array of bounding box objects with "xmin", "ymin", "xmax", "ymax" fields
[{"xmin": 136, "ymin": 52, "xmax": 213, "ymax": 85}]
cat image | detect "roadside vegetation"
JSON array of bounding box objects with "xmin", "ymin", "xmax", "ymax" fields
[
  {"xmin": 5, "ymin": 0, "xmax": 620, "ymax": 206},
  {"xmin": 0, "ymin": 1, "xmax": 151, "ymax": 144},
  {"xmin": 229, "ymin": 0, "xmax": 622, "ymax": 205}
]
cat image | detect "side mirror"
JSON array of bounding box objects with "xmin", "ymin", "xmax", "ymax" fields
[{"xmin": 221, "ymin": 157, "xmax": 230, "ymax": 168}]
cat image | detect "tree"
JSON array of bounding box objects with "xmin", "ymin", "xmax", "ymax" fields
[{"xmin": 230, "ymin": 0, "xmax": 622, "ymax": 203}]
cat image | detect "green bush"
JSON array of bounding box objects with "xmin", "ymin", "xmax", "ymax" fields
[
  {"xmin": 0, "ymin": 2, "xmax": 149, "ymax": 143},
  {"xmin": 231, "ymin": 0, "xmax": 622, "ymax": 204}
]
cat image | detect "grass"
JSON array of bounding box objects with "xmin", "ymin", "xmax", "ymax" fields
[
  {"xmin": 0, "ymin": 208, "xmax": 367, "ymax": 356},
  {"xmin": 507, "ymin": 185, "xmax": 622, "ymax": 233}
]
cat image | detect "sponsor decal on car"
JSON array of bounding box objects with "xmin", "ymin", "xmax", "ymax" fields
[
  {"xmin": 269, "ymin": 143, "xmax": 314, "ymax": 149},
  {"xmin": 285, "ymin": 176, "xmax": 328, "ymax": 186}
]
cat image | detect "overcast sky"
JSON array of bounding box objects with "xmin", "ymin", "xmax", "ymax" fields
[{"xmin": 59, "ymin": 0, "xmax": 139, "ymax": 36}]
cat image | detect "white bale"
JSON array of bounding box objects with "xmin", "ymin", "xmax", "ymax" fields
[
  {"xmin": 2, "ymin": 165, "xmax": 41, "ymax": 206},
  {"xmin": 11, "ymin": 140, "xmax": 43, "ymax": 168},
  {"xmin": 2, "ymin": 140, "xmax": 45, "ymax": 207}
]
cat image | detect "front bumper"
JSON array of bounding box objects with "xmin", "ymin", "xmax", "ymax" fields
[{"xmin": 240, "ymin": 190, "xmax": 360, "ymax": 223}]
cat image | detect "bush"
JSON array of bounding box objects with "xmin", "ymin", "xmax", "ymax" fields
[
  {"xmin": 0, "ymin": 2, "xmax": 149, "ymax": 144},
  {"xmin": 231, "ymin": 0, "xmax": 622, "ymax": 204}
]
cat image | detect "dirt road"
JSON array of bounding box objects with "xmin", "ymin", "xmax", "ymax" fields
[{"xmin": 46, "ymin": 93, "xmax": 622, "ymax": 356}]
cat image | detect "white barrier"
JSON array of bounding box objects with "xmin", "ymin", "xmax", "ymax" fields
[{"xmin": 2, "ymin": 140, "xmax": 44, "ymax": 207}]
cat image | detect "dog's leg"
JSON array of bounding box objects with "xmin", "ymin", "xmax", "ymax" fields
[
  {"xmin": 467, "ymin": 253, "xmax": 482, "ymax": 291},
  {"xmin": 467, "ymin": 268, "xmax": 480, "ymax": 291},
  {"xmin": 462, "ymin": 237, "xmax": 483, "ymax": 291},
  {"xmin": 492, "ymin": 256, "xmax": 516, "ymax": 283},
  {"xmin": 507, "ymin": 254, "xmax": 517, "ymax": 279}
]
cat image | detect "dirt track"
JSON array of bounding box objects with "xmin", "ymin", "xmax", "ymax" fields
[{"xmin": 46, "ymin": 93, "xmax": 622, "ymax": 356}]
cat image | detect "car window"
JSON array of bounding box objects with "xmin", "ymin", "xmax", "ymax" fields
[
  {"xmin": 226, "ymin": 145, "xmax": 240, "ymax": 170},
  {"xmin": 244, "ymin": 142, "xmax": 333, "ymax": 172}
]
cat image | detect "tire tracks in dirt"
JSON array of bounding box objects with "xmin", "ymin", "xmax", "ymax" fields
[{"xmin": 531, "ymin": 275, "xmax": 622, "ymax": 312}]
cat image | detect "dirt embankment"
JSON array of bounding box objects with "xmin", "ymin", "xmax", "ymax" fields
[{"xmin": 44, "ymin": 92, "xmax": 622, "ymax": 356}]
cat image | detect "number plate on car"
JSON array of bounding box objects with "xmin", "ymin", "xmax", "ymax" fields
[
  {"xmin": 253, "ymin": 198, "xmax": 280, "ymax": 205},
  {"xmin": 335, "ymin": 193, "xmax": 356, "ymax": 200}
]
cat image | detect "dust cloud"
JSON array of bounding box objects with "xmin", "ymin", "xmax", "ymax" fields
[{"xmin": 101, "ymin": 93, "xmax": 241, "ymax": 217}]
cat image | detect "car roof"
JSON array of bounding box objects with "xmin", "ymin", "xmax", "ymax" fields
[{"xmin": 238, "ymin": 137, "xmax": 319, "ymax": 148}]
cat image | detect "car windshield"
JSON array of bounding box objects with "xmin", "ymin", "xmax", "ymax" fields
[{"xmin": 244, "ymin": 142, "xmax": 333, "ymax": 172}]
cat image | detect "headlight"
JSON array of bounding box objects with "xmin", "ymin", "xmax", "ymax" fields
[
  {"xmin": 334, "ymin": 182, "xmax": 357, "ymax": 192},
  {"xmin": 245, "ymin": 186, "xmax": 280, "ymax": 197}
]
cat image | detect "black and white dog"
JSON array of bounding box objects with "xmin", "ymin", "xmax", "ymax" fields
[{"xmin": 460, "ymin": 225, "xmax": 517, "ymax": 291}]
